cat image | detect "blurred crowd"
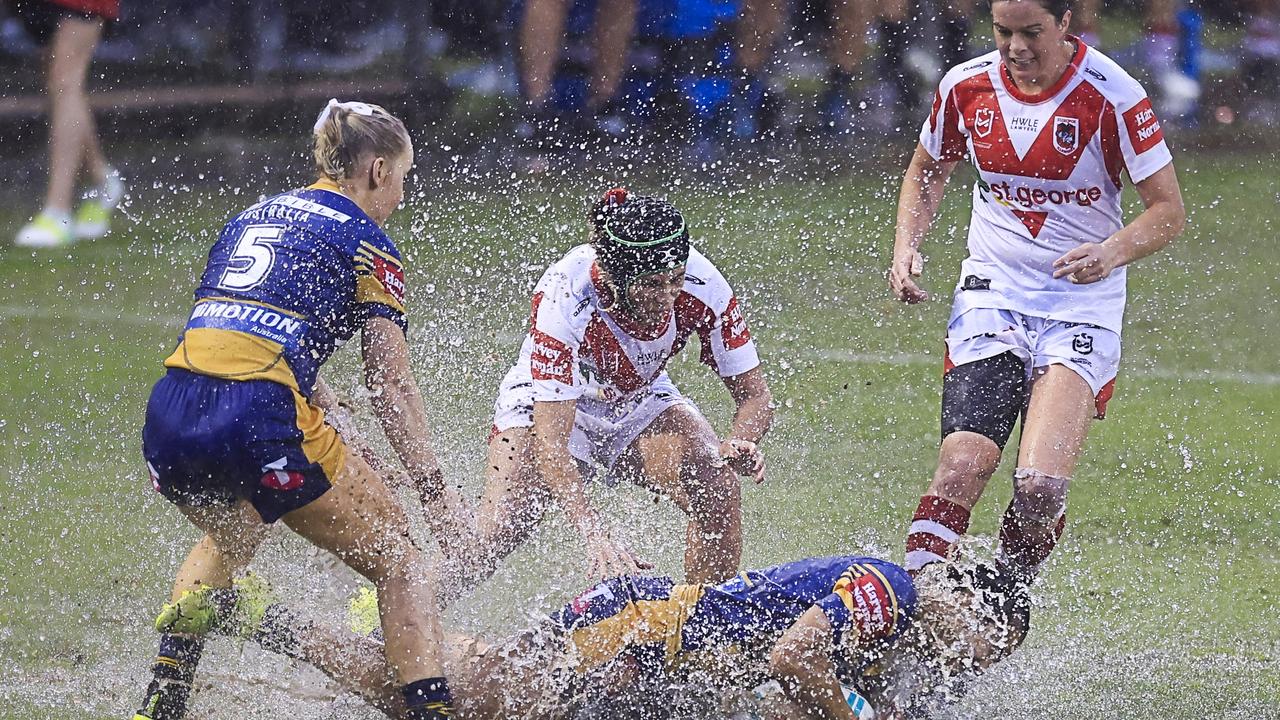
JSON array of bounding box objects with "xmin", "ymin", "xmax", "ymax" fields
[{"xmin": 3, "ymin": 0, "xmax": 1280, "ymax": 155}]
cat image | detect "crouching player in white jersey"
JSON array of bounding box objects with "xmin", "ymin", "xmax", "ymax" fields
[
  {"xmin": 887, "ymin": 0, "xmax": 1186, "ymax": 586},
  {"xmin": 438, "ymin": 188, "xmax": 772, "ymax": 594}
]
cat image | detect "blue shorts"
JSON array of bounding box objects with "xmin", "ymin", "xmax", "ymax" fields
[{"xmin": 142, "ymin": 369, "xmax": 344, "ymax": 523}]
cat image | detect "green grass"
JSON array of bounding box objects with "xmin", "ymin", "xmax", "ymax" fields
[{"xmin": 0, "ymin": 151, "xmax": 1277, "ymax": 718}]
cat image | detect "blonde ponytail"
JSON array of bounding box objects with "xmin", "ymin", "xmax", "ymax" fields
[{"xmin": 311, "ymin": 99, "xmax": 411, "ymax": 182}]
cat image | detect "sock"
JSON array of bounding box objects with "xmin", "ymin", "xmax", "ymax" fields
[
  {"xmin": 402, "ymin": 676, "xmax": 454, "ymax": 720},
  {"xmin": 905, "ymin": 495, "xmax": 971, "ymax": 573},
  {"xmin": 998, "ymin": 507, "xmax": 1067, "ymax": 582},
  {"xmin": 135, "ymin": 635, "xmax": 204, "ymax": 720}
]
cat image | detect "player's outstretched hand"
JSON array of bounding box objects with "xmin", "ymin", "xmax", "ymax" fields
[
  {"xmin": 587, "ymin": 532, "xmax": 652, "ymax": 580},
  {"xmin": 1053, "ymin": 241, "xmax": 1121, "ymax": 284},
  {"xmin": 889, "ymin": 246, "xmax": 929, "ymax": 303},
  {"xmin": 719, "ymin": 438, "xmax": 766, "ymax": 483}
]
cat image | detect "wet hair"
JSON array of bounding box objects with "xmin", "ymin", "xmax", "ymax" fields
[
  {"xmin": 986, "ymin": 0, "xmax": 1074, "ymax": 23},
  {"xmin": 587, "ymin": 188, "xmax": 691, "ymax": 308},
  {"xmin": 948, "ymin": 562, "xmax": 1032, "ymax": 650},
  {"xmin": 312, "ymin": 99, "xmax": 411, "ymax": 182}
]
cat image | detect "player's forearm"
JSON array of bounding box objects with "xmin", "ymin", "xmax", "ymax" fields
[
  {"xmin": 535, "ymin": 440, "xmax": 600, "ymax": 539},
  {"xmin": 367, "ymin": 364, "xmax": 442, "ymax": 489},
  {"xmin": 1102, "ymin": 197, "xmax": 1185, "ymax": 268},
  {"xmin": 730, "ymin": 391, "xmax": 773, "ymax": 445},
  {"xmin": 894, "ymin": 155, "xmax": 950, "ymax": 253},
  {"xmin": 775, "ymin": 657, "xmax": 851, "ymax": 720}
]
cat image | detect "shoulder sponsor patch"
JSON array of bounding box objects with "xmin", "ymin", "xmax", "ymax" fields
[
  {"xmin": 720, "ymin": 297, "xmax": 752, "ymax": 350},
  {"xmin": 1123, "ymin": 98, "xmax": 1164, "ymax": 154},
  {"xmin": 833, "ymin": 566, "xmax": 897, "ymax": 641},
  {"xmin": 530, "ymin": 329, "xmax": 574, "ymax": 385}
]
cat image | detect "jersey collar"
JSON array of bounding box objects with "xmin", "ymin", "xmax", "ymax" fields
[
  {"xmin": 999, "ymin": 35, "xmax": 1087, "ymax": 104},
  {"xmin": 307, "ymin": 178, "xmax": 347, "ymax": 196}
]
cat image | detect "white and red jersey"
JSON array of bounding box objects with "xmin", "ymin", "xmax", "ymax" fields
[
  {"xmin": 920, "ymin": 39, "xmax": 1173, "ymax": 334},
  {"xmin": 510, "ymin": 244, "xmax": 760, "ymax": 405}
]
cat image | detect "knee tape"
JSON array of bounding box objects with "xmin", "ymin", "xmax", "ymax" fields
[
  {"xmin": 1010, "ymin": 468, "xmax": 1070, "ymax": 524},
  {"xmin": 941, "ymin": 351, "xmax": 1028, "ymax": 448}
]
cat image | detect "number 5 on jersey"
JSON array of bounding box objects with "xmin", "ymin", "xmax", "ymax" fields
[{"xmin": 220, "ymin": 225, "xmax": 284, "ymax": 291}]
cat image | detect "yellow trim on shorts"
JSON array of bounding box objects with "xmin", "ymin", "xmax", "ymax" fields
[
  {"xmin": 570, "ymin": 583, "xmax": 705, "ymax": 672},
  {"xmin": 291, "ymin": 389, "xmax": 346, "ymax": 481}
]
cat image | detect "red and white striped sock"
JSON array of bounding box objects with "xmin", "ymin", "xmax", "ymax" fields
[
  {"xmin": 998, "ymin": 508, "xmax": 1067, "ymax": 581},
  {"xmin": 905, "ymin": 495, "xmax": 972, "ymax": 573}
]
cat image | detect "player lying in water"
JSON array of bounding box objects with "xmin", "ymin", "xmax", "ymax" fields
[{"xmin": 162, "ymin": 550, "xmax": 1028, "ymax": 719}]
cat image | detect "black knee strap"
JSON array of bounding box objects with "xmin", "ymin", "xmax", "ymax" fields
[{"xmin": 941, "ymin": 351, "xmax": 1027, "ymax": 449}]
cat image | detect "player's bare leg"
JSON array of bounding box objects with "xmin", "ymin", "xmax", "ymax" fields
[
  {"xmin": 281, "ymin": 451, "xmax": 448, "ymax": 685},
  {"xmin": 904, "ymin": 430, "xmax": 1002, "ymax": 573},
  {"xmin": 170, "ymin": 501, "xmax": 271, "ymax": 600},
  {"xmin": 620, "ymin": 404, "xmax": 743, "ymax": 584},
  {"xmin": 998, "ymin": 364, "xmax": 1094, "ymax": 580},
  {"xmin": 279, "ymin": 613, "xmax": 568, "ymax": 720}
]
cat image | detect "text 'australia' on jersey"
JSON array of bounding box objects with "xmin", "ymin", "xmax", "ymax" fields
[
  {"xmin": 921, "ymin": 39, "xmax": 1173, "ymax": 333},
  {"xmin": 514, "ymin": 245, "xmax": 760, "ymax": 406},
  {"xmin": 164, "ymin": 182, "xmax": 407, "ymax": 396}
]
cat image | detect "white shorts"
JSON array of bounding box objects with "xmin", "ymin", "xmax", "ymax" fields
[
  {"xmin": 491, "ymin": 371, "xmax": 692, "ymax": 482},
  {"xmin": 945, "ymin": 308, "xmax": 1121, "ymax": 417}
]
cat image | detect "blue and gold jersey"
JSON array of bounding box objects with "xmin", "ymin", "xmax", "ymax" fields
[
  {"xmin": 555, "ymin": 556, "xmax": 917, "ymax": 677},
  {"xmin": 164, "ymin": 181, "xmax": 406, "ymax": 397},
  {"xmin": 686, "ymin": 555, "xmax": 917, "ymax": 651}
]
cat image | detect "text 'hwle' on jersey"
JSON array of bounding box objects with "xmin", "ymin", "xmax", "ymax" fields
[
  {"xmin": 921, "ymin": 39, "xmax": 1173, "ymax": 333},
  {"xmin": 164, "ymin": 183, "xmax": 407, "ymax": 396}
]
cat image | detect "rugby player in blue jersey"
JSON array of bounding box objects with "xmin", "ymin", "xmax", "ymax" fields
[
  {"xmin": 130, "ymin": 100, "xmax": 460, "ymax": 720},
  {"xmin": 177, "ymin": 548, "xmax": 1027, "ymax": 719}
]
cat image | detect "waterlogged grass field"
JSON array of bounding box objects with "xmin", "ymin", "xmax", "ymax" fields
[{"xmin": 0, "ymin": 151, "xmax": 1277, "ymax": 719}]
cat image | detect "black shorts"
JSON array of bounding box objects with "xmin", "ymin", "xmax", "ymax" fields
[{"xmin": 6, "ymin": 0, "xmax": 103, "ymax": 46}]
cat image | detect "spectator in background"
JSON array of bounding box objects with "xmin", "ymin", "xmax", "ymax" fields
[
  {"xmin": 1243, "ymin": 0, "xmax": 1280, "ymax": 119},
  {"xmin": 517, "ymin": 0, "xmax": 637, "ymax": 145},
  {"xmin": 8, "ymin": 0, "xmax": 124, "ymax": 248}
]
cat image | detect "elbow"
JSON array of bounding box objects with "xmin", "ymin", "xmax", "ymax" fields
[
  {"xmin": 768, "ymin": 638, "xmax": 804, "ymax": 684},
  {"xmin": 1169, "ymin": 203, "xmax": 1187, "ymax": 239}
]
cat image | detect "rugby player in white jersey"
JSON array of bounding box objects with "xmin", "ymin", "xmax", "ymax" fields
[
  {"xmin": 434, "ymin": 187, "xmax": 772, "ymax": 595},
  {"xmin": 886, "ymin": 0, "xmax": 1186, "ymax": 586}
]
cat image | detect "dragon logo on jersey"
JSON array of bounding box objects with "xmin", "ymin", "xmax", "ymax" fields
[
  {"xmin": 973, "ymin": 107, "xmax": 995, "ymax": 138},
  {"xmin": 1053, "ymin": 116, "xmax": 1080, "ymax": 155}
]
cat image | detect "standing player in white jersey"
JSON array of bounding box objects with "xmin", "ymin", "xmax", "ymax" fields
[
  {"xmin": 437, "ymin": 188, "xmax": 773, "ymax": 595},
  {"xmin": 886, "ymin": 0, "xmax": 1186, "ymax": 586}
]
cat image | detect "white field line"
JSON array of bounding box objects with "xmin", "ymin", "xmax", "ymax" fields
[{"xmin": 4, "ymin": 304, "xmax": 1278, "ymax": 387}]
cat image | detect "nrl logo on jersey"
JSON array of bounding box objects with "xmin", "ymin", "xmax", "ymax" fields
[
  {"xmin": 1053, "ymin": 116, "xmax": 1080, "ymax": 155},
  {"xmin": 974, "ymin": 107, "xmax": 995, "ymax": 138}
]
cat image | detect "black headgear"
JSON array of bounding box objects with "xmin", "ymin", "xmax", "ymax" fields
[
  {"xmin": 948, "ymin": 562, "xmax": 1032, "ymax": 647},
  {"xmin": 590, "ymin": 188, "xmax": 691, "ymax": 303}
]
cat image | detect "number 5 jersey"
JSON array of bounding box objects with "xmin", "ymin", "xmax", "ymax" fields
[{"xmin": 164, "ymin": 181, "xmax": 407, "ymax": 397}]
